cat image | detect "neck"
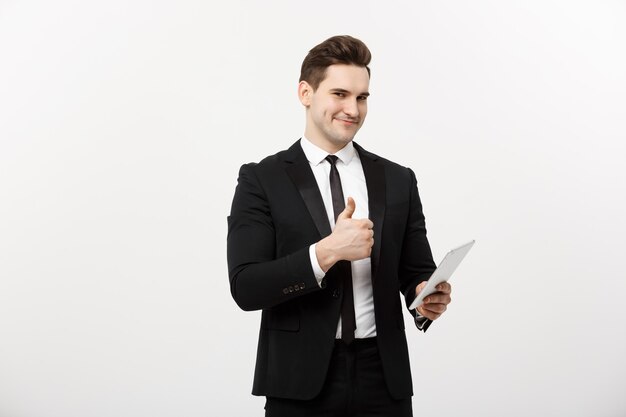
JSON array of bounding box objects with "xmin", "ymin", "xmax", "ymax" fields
[{"xmin": 304, "ymin": 132, "xmax": 350, "ymax": 155}]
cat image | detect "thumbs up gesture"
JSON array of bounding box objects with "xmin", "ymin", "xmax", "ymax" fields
[
  {"xmin": 337, "ymin": 196, "xmax": 357, "ymax": 221},
  {"xmin": 315, "ymin": 197, "xmax": 375, "ymax": 272}
]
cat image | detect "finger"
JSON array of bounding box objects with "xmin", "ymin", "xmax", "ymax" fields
[
  {"xmin": 422, "ymin": 303, "xmax": 447, "ymax": 315},
  {"xmin": 423, "ymin": 294, "xmax": 452, "ymax": 305},
  {"xmin": 338, "ymin": 197, "xmax": 356, "ymax": 220},
  {"xmin": 436, "ymin": 282, "xmax": 452, "ymax": 294},
  {"xmin": 423, "ymin": 312, "xmax": 442, "ymax": 321},
  {"xmin": 418, "ymin": 305, "xmax": 441, "ymax": 321}
]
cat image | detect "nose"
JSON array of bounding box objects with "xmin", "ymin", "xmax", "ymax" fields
[{"xmin": 343, "ymin": 98, "xmax": 359, "ymax": 118}]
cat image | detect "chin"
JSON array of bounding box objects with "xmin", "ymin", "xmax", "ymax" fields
[
  {"xmin": 333, "ymin": 136, "xmax": 355, "ymax": 145},
  {"xmin": 334, "ymin": 130, "xmax": 358, "ymax": 142}
]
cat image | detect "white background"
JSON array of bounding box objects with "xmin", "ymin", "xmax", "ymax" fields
[{"xmin": 1, "ymin": 1, "xmax": 625, "ymax": 416}]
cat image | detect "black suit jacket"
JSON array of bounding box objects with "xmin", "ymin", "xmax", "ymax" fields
[{"xmin": 227, "ymin": 139, "xmax": 436, "ymax": 400}]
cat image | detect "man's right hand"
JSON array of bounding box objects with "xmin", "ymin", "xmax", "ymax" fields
[{"xmin": 315, "ymin": 197, "xmax": 374, "ymax": 272}]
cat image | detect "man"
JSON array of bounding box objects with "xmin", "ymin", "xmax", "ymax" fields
[{"xmin": 227, "ymin": 35, "xmax": 452, "ymax": 416}]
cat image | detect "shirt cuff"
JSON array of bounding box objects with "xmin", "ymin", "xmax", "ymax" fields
[
  {"xmin": 414, "ymin": 311, "xmax": 429, "ymax": 331},
  {"xmin": 309, "ymin": 244, "xmax": 326, "ymax": 287}
]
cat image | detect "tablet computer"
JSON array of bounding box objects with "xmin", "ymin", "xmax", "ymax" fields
[{"xmin": 409, "ymin": 240, "xmax": 475, "ymax": 310}]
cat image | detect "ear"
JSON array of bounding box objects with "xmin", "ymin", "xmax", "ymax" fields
[{"xmin": 298, "ymin": 81, "xmax": 313, "ymax": 106}]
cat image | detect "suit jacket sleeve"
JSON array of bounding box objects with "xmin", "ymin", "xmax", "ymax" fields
[
  {"xmin": 397, "ymin": 167, "xmax": 437, "ymax": 331},
  {"xmin": 227, "ymin": 163, "xmax": 321, "ymax": 311}
]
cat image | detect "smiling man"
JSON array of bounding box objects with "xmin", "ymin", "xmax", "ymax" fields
[
  {"xmin": 227, "ymin": 35, "xmax": 452, "ymax": 417},
  {"xmin": 300, "ymin": 63, "xmax": 369, "ymax": 152}
]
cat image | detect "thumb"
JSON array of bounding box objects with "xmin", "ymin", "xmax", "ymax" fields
[
  {"xmin": 338, "ymin": 197, "xmax": 356, "ymax": 220},
  {"xmin": 415, "ymin": 281, "xmax": 427, "ymax": 296}
]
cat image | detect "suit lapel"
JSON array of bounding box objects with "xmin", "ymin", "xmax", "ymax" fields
[
  {"xmin": 282, "ymin": 140, "xmax": 386, "ymax": 281},
  {"xmin": 284, "ymin": 140, "xmax": 332, "ymax": 239},
  {"xmin": 354, "ymin": 143, "xmax": 386, "ymax": 282}
]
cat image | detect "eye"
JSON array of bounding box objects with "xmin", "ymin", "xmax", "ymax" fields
[
  {"xmin": 333, "ymin": 92, "xmax": 345, "ymax": 98},
  {"xmin": 357, "ymin": 95, "xmax": 368, "ymax": 101}
]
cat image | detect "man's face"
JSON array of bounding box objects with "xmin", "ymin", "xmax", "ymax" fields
[{"xmin": 299, "ymin": 64, "xmax": 370, "ymax": 153}]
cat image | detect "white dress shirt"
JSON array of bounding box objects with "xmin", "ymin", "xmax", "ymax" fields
[{"xmin": 300, "ymin": 136, "xmax": 377, "ymax": 339}]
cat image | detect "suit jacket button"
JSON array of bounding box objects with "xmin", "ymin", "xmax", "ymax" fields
[
  {"xmin": 282, "ymin": 288, "xmax": 289, "ymax": 295},
  {"xmin": 288, "ymin": 286, "xmax": 294, "ymax": 293},
  {"xmin": 332, "ymin": 289, "xmax": 339, "ymax": 298},
  {"xmin": 300, "ymin": 282, "xmax": 305, "ymax": 289}
]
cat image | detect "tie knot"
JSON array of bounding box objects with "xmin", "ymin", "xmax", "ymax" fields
[{"xmin": 325, "ymin": 155, "xmax": 339, "ymax": 166}]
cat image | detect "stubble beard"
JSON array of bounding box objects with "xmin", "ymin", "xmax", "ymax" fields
[{"xmin": 325, "ymin": 117, "xmax": 361, "ymax": 147}]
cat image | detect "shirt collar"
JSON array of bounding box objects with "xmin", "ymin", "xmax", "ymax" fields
[{"xmin": 300, "ymin": 136, "xmax": 356, "ymax": 166}]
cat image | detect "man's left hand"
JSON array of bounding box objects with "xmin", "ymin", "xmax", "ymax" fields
[{"xmin": 415, "ymin": 281, "xmax": 452, "ymax": 321}]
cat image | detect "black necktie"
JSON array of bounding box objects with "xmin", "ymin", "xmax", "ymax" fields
[{"xmin": 325, "ymin": 155, "xmax": 356, "ymax": 344}]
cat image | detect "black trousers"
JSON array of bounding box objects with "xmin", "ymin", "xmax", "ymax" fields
[{"xmin": 265, "ymin": 337, "xmax": 413, "ymax": 417}]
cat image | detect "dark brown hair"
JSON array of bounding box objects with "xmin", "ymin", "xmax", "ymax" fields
[{"xmin": 299, "ymin": 35, "xmax": 371, "ymax": 90}]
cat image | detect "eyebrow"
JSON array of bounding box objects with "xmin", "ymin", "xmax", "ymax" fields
[{"xmin": 330, "ymin": 88, "xmax": 370, "ymax": 97}]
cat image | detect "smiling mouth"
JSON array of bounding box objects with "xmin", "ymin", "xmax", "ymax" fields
[{"xmin": 335, "ymin": 118, "xmax": 359, "ymax": 125}]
